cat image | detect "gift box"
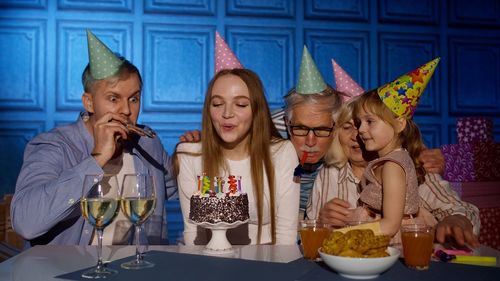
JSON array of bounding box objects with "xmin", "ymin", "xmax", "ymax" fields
[
  {"xmin": 441, "ymin": 142, "xmax": 500, "ymax": 182},
  {"xmin": 456, "ymin": 116, "xmax": 493, "ymax": 144}
]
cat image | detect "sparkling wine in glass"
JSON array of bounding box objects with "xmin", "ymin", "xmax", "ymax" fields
[
  {"xmin": 120, "ymin": 173, "xmax": 156, "ymax": 269},
  {"xmin": 81, "ymin": 174, "xmax": 120, "ymax": 279}
]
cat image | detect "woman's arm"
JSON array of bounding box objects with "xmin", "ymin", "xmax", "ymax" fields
[
  {"xmin": 274, "ymin": 141, "xmax": 300, "ymax": 245},
  {"xmin": 176, "ymin": 144, "xmax": 200, "ymax": 245}
]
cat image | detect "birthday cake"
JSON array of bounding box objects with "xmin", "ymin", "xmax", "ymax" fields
[{"xmin": 189, "ymin": 175, "xmax": 249, "ymax": 224}]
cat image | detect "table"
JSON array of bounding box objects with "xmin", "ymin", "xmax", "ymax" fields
[{"xmin": 0, "ymin": 244, "xmax": 499, "ymax": 280}]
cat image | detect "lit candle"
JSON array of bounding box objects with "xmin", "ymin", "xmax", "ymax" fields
[{"xmin": 238, "ymin": 176, "xmax": 242, "ymax": 193}]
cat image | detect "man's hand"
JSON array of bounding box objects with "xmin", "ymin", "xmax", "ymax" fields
[
  {"xmin": 435, "ymin": 214, "xmax": 480, "ymax": 248},
  {"xmin": 91, "ymin": 113, "xmax": 129, "ymax": 167},
  {"xmin": 179, "ymin": 130, "xmax": 201, "ymax": 143},
  {"xmin": 419, "ymin": 148, "xmax": 445, "ymax": 175},
  {"xmin": 318, "ymin": 198, "xmax": 351, "ymax": 227}
]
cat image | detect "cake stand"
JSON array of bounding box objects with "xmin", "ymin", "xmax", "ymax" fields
[{"xmin": 192, "ymin": 220, "xmax": 249, "ymax": 255}]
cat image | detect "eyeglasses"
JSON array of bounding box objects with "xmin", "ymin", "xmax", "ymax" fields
[{"xmin": 288, "ymin": 125, "xmax": 334, "ymax": 137}]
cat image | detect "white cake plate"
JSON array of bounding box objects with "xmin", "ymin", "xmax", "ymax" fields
[{"xmin": 192, "ymin": 220, "xmax": 249, "ymax": 255}]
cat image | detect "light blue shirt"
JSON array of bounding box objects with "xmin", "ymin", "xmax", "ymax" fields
[{"xmin": 11, "ymin": 114, "xmax": 177, "ymax": 246}]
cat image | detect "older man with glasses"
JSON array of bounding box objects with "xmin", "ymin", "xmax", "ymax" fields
[{"xmin": 272, "ymin": 47, "xmax": 344, "ymax": 219}]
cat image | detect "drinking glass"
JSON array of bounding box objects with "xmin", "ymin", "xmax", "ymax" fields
[
  {"xmin": 120, "ymin": 174, "xmax": 156, "ymax": 269},
  {"xmin": 401, "ymin": 224, "xmax": 435, "ymax": 270},
  {"xmin": 299, "ymin": 220, "xmax": 331, "ymax": 260},
  {"xmin": 80, "ymin": 174, "xmax": 120, "ymax": 279}
]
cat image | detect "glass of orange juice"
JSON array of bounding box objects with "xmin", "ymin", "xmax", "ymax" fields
[
  {"xmin": 299, "ymin": 220, "xmax": 331, "ymax": 260},
  {"xmin": 401, "ymin": 224, "xmax": 435, "ymax": 270}
]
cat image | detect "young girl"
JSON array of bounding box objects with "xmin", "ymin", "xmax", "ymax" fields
[
  {"xmin": 350, "ymin": 58, "xmax": 440, "ymax": 238},
  {"xmin": 176, "ymin": 69, "xmax": 300, "ymax": 245}
]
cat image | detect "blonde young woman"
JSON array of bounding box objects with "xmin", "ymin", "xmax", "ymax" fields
[{"xmin": 176, "ymin": 69, "xmax": 300, "ymax": 245}]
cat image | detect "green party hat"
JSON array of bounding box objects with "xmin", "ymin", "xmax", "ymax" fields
[
  {"xmin": 296, "ymin": 46, "xmax": 327, "ymax": 94},
  {"xmin": 86, "ymin": 29, "xmax": 123, "ymax": 79}
]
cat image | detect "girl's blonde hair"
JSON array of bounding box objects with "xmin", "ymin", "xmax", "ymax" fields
[
  {"xmin": 352, "ymin": 90, "xmax": 427, "ymax": 184},
  {"xmin": 202, "ymin": 69, "xmax": 283, "ymax": 244}
]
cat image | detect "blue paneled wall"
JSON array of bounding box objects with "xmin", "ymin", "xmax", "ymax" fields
[{"xmin": 1, "ymin": 0, "xmax": 500, "ymax": 198}]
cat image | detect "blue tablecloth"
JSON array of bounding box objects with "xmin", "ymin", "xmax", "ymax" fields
[{"xmin": 57, "ymin": 250, "xmax": 500, "ymax": 281}]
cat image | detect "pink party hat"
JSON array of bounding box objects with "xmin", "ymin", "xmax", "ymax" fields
[
  {"xmin": 332, "ymin": 59, "xmax": 364, "ymax": 101},
  {"xmin": 215, "ymin": 31, "xmax": 243, "ymax": 74}
]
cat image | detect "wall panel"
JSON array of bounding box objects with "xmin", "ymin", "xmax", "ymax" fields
[
  {"xmin": 227, "ymin": 0, "xmax": 293, "ymax": 18},
  {"xmin": 0, "ymin": 19, "xmax": 45, "ymax": 111},
  {"xmin": 305, "ymin": 0, "xmax": 368, "ymax": 21},
  {"xmin": 144, "ymin": 0, "xmax": 215, "ymax": 16},
  {"xmin": 57, "ymin": 0, "xmax": 133, "ymax": 12},
  {"xmin": 227, "ymin": 26, "xmax": 294, "ymax": 106},
  {"xmin": 305, "ymin": 29, "xmax": 369, "ymax": 89},
  {"xmin": 0, "ymin": 121, "xmax": 44, "ymax": 194},
  {"xmin": 143, "ymin": 24, "xmax": 212, "ymax": 112},
  {"xmin": 379, "ymin": 0, "xmax": 438, "ymax": 24},
  {"xmin": 449, "ymin": 36, "xmax": 500, "ymax": 114},
  {"xmin": 57, "ymin": 22, "xmax": 132, "ymax": 111},
  {"xmin": 449, "ymin": 0, "xmax": 500, "ymax": 26},
  {"xmin": 379, "ymin": 33, "xmax": 440, "ymax": 115},
  {"xmin": 0, "ymin": 0, "xmax": 46, "ymax": 9}
]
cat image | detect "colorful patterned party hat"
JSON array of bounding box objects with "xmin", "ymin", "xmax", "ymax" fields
[
  {"xmin": 86, "ymin": 29, "xmax": 123, "ymax": 79},
  {"xmin": 215, "ymin": 31, "xmax": 243, "ymax": 74},
  {"xmin": 332, "ymin": 59, "xmax": 364, "ymax": 101},
  {"xmin": 296, "ymin": 46, "xmax": 327, "ymax": 95},
  {"xmin": 377, "ymin": 58, "xmax": 440, "ymax": 118}
]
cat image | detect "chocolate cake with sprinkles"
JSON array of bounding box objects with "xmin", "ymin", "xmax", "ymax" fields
[
  {"xmin": 189, "ymin": 175, "xmax": 249, "ymax": 224},
  {"xmin": 189, "ymin": 193, "xmax": 249, "ymax": 224}
]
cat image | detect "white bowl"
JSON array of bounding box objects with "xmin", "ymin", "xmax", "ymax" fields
[{"xmin": 318, "ymin": 246, "xmax": 400, "ymax": 279}]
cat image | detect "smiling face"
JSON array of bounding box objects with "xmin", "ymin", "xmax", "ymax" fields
[
  {"xmin": 209, "ymin": 74, "xmax": 253, "ymax": 150},
  {"xmin": 356, "ymin": 107, "xmax": 401, "ymax": 157}
]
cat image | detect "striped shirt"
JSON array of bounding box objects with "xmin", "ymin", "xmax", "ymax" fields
[{"xmin": 271, "ymin": 107, "xmax": 321, "ymax": 213}]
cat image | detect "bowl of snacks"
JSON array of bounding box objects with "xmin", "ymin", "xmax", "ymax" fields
[{"xmin": 318, "ymin": 229, "xmax": 400, "ymax": 279}]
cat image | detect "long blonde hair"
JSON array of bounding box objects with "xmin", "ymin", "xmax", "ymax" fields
[
  {"xmin": 352, "ymin": 90, "xmax": 427, "ymax": 184},
  {"xmin": 202, "ymin": 69, "xmax": 283, "ymax": 244}
]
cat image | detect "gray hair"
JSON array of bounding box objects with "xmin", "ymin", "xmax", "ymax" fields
[{"xmin": 284, "ymin": 85, "xmax": 344, "ymax": 124}]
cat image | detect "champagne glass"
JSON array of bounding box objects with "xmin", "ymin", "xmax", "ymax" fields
[
  {"xmin": 120, "ymin": 173, "xmax": 156, "ymax": 269},
  {"xmin": 80, "ymin": 174, "xmax": 120, "ymax": 279}
]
